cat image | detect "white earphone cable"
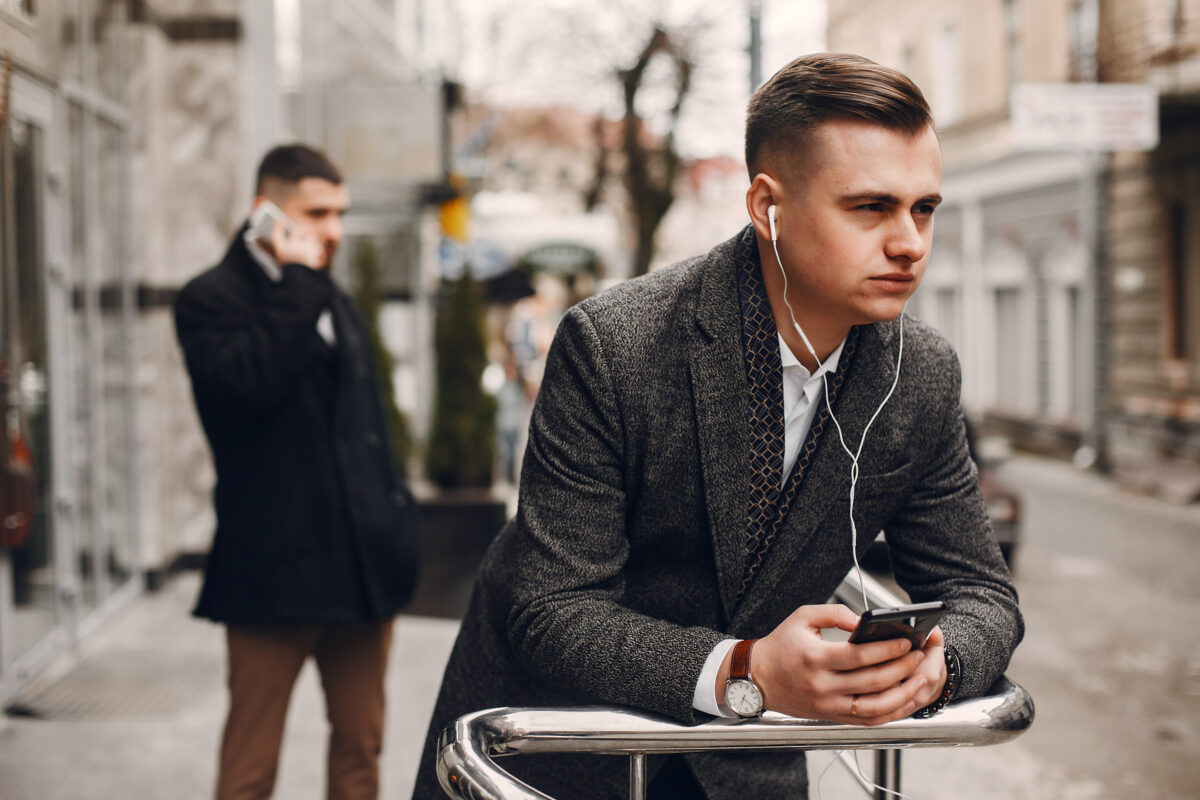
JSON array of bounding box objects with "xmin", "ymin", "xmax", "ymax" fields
[
  {"xmin": 815, "ymin": 750, "xmax": 916, "ymax": 800},
  {"xmin": 770, "ymin": 225, "xmax": 906, "ymax": 612}
]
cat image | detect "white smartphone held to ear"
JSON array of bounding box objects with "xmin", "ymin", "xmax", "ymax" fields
[{"xmin": 248, "ymin": 200, "xmax": 295, "ymax": 243}]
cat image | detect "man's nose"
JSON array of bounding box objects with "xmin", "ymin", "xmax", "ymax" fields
[
  {"xmin": 885, "ymin": 214, "xmax": 927, "ymax": 263},
  {"xmin": 321, "ymin": 216, "xmax": 344, "ymax": 247}
]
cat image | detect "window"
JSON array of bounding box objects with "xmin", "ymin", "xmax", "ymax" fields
[
  {"xmin": 1070, "ymin": 0, "xmax": 1099, "ymax": 81},
  {"xmin": 902, "ymin": 43, "xmax": 919, "ymax": 85},
  {"xmin": 1066, "ymin": 285, "xmax": 1082, "ymax": 416},
  {"xmin": 1, "ymin": 116, "xmax": 59, "ymax": 659},
  {"xmin": 933, "ymin": 22, "xmax": 963, "ymax": 126},
  {"xmin": 0, "ymin": 0, "xmax": 35, "ymax": 16},
  {"xmin": 995, "ymin": 287, "xmax": 1024, "ymax": 409},
  {"xmin": 936, "ymin": 286, "xmax": 961, "ymax": 350},
  {"xmin": 1147, "ymin": 0, "xmax": 1187, "ymax": 52},
  {"xmin": 1168, "ymin": 201, "xmax": 1200, "ymax": 361},
  {"xmin": 1004, "ymin": 0, "xmax": 1022, "ymax": 89}
]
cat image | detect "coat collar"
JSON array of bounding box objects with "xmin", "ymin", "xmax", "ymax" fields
[
  {"xmin": 221, "ymin": 224, "xmax": 277, "ymax": 297},
  {"xmin": 687, "ymin": 227, "xmax": 905, "ymax": 627},
  {"xmin": 728, "ymin": 320, "xmax": 902, "ymax": 628},
  {"xmin": 688, "ymin": 228, "xmax": 755, "ymax": 625}
]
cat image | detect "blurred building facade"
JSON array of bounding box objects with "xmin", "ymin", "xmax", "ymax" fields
[
  {"xmin": 283, "ymin": 0, "xmax": 462, "ymax": 452},
  {"xmin": 462, "ymin": 105, "xmax": 629, "ymax": 283},
  {"xmin": 0, "ymin": 0, "xmax": 457, "ymax": 707},
  {"xmin": 0, "ymin": 0, "xmax": 209, "ymax": 709},
  {"xmin": 828, "ymin": 0, "xmax": 1200, "ymax": 493},
  {"xmin": 1097, "ymin": 1, "xmax": 1200, "ymax": 487}
]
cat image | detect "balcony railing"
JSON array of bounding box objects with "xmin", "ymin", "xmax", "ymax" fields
[{"xmin": 437, "ymin": 570, "xmax": 1034, "ymax": 800}]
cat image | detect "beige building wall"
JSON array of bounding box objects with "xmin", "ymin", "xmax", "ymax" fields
[
  {"xmin": 828, "ymin": 0, "xmax": 1200, "ymax": 487},
  {"xmin": 829, "ymin": 0, "xmax": 1078, "ymax": 167},
  {"xmin": 0, "ymin": 0, "xmax": 250, "ymax": 704},
  {"xmin": 827, "ymin": 0, "xmax": 1100, "ymax": 460}
]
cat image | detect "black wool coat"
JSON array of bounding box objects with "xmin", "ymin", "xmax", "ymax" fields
[{"xmin": 174, "ymin": 230, "xmax": 419, "ymax": 623}]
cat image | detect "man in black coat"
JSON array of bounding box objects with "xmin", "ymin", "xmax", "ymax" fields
[{"xmin": 175, "ymin": 144, "xmax": 419, "ymax": 800}]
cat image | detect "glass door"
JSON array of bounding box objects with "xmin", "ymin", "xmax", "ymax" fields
[{"xmin": 1, "ymin": 108, "xmax": 59, "ymax": 670}]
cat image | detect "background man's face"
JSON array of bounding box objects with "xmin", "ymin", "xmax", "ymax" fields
[
  {"xmin": 274, "ymin": 177, "xmax": 349, "ymax": 269},
  {"xmin": 774, "ymin": 118, "xmax": 943, "ymax": 334}
]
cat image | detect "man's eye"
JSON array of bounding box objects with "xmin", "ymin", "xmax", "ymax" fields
[
  {"xmin": 857, "ymin": 203, "xmax": 884, "ymax": 212},
  {"xmin": 914, "ymin": 204, "xmax": 936, "ymax": 216}
]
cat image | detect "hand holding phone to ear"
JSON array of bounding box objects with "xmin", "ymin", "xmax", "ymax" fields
[
  {"xmin": 251, "ymin": 201, "xmax": 325, "ymax": 270},
  {"xmin": 268, "ymin": 222, "xmax": 325, "ymax": 270}
]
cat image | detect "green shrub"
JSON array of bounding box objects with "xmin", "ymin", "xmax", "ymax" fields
[
  {"xmin": 350, "ymin": 238, "xmax": 413, "ymax": 476},
  {"xmin": 425, "ymin": 268, "xmax": 496, "ymax": 488}
]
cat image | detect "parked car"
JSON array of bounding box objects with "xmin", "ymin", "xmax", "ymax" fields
[{"xmin": 968, "ymin": 419, "xmax": 1022, "ymax": 567}]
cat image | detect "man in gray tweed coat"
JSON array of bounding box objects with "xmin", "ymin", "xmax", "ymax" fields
[{"xmin": 412, "ymin": 53, "xmax": 1023, "ymax": 800}]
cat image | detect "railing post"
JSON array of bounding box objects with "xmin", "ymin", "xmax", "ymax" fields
[
  {"xmin": 629, "ymin": 753, "xmax": 647, "ymax": 800},
  {"xmin": 874, "ymin": 748, "xmax": 901, "ymax": 799}
]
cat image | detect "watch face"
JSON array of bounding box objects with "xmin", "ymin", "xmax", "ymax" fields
[{"xmin": 725, "ymin": 679, "xmax": 763, "ymax": 717}]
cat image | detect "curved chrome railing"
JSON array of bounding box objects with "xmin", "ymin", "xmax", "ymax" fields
[
  {"xmin": 437, "ymin": 679, "xmax": 1033, "ymax": 800},
  {"xmin": 437, "ymin": 571, "xmax": 1034, "ymax": 800}
]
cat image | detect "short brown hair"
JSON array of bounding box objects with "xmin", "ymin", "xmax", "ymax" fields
[
  {"xmin": 745, "ymin": 53, "xmax": 932, "ymax": 179},
  {"xmin": 254, "ymin": 143, "xmax": 343, "ymax": 196}
]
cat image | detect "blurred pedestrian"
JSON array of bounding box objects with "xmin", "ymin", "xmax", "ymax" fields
[
  {"xmin": 175, "ymin": 143, "xmax": 420, "ymax": 800},
  {"xmin": 412, "ymin": 54, "xmax": 1021, "ymax": 800},
  {"xmin": 494, "ymin": 352, "xmax": 530, "ymax": 485}
]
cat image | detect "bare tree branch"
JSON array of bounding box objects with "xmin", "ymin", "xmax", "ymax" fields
[{"xmin": 618, "ymin": 26, "xmax": 695, "ymax": 275}]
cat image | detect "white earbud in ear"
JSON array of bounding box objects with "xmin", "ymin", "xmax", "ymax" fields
[{"xmin": 767, "ymin": 204, "xmax": 778, "ymax": 242}]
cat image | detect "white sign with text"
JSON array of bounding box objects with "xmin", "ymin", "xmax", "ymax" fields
[{"xmin": 1011, "ymin": 83, "xmax": 1159, "ymax": 152}]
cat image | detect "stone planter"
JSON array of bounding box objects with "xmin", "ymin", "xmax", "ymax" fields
[{"xmin": 406, "ymin": 486, "xmax": 509, "ymax": 619}]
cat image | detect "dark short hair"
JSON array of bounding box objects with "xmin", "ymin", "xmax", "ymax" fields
[
  {"xmin": 745, "ymin": 53, "xmax": 932, "ymax": 179},
  {"xmin": 254, "ymin": 143, "xmax": 343, "ymax": 195}
]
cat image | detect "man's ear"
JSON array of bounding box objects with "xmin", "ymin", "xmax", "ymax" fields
[{"xmin": 746, "ymin": 173, "xmax": 784, "ymax": 243}]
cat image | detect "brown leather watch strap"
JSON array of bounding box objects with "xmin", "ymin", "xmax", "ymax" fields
[{"xmin": 730, "ymin": 638, "xmax": 759, "ymax": 681}]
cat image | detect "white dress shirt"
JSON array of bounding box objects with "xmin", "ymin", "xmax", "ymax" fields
[{"xmin": 692, "ymin": 333, "xmax": 845, "ymax": 716}]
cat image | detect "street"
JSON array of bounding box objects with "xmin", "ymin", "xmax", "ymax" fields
[
  {"xmin": 812, "ymin": 454, "xmax": 1200, "ymax": 799},
  {"xmin": 992, "ymin": 454, "xmax": 1200, "ymax": 799}
]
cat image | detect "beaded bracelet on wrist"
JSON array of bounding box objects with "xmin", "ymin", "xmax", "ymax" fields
[{"xmin": 913, "ymin": 643, "xmax": 961, "ymax": 719}]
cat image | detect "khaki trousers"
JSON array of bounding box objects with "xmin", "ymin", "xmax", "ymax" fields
[{"xmin": 216, "ymin": 620, "xmax": 393, "ymax": 800}]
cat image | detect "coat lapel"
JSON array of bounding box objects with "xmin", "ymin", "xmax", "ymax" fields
[
  {"xmin": 689, "ymin": 235, "xmax": 753, "ymax": 626},
  {"xmin": 329, "ymin": 291, "xmax": 364, "ymax": 432},
  {"xmin": 729, "ymin": 322, "xmax": 899, "ymax": 628}
]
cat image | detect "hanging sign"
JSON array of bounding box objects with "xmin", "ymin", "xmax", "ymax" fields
[{"xmin": 1011, "ymin": 83, "xmax": 1159, "ymax": 151}]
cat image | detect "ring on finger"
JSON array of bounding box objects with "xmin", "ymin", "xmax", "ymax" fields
[{"xmin": 850, "ymin": 694, "xmax": 859, "ymax": 718}]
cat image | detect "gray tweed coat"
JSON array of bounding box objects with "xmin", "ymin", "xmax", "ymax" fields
[{"xmin": 412, "ymin": 228, "xmax": 1023, "ymax": 800}]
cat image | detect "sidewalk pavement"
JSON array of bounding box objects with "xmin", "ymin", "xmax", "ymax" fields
[
  {"xmin": 0, "ymin": 564, "xmax": 1038, "ymax": 800},
  {"xmin": 0, "ymin": 572, "xmax": 459, "ymax": 799},
  {"xmin": 5, "ymin": 455, "xmax": 1175, "ymax": 799},
  {"xmin": 0, "ymin": 575, "xmax": 1040, "ymax": 800}
]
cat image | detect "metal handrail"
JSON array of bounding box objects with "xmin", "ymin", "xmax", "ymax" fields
[{"xmin": 437, "ymin": 572, "xmax": 1034, "ymax": 800}]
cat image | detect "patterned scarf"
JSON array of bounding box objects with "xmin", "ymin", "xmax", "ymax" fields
[{"xmin": 733, "ymin": 228, "xmax": 859, "ymax": 600}]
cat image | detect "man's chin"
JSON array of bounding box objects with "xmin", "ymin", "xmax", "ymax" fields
[{"xmin": 858, "ymin": 301, "xmax": 910, "ymax": 325}]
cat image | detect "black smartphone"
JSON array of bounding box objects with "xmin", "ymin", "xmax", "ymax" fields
[{"xmin": 848, "ymin": 601, "xmax": 944, "ymax": 650}]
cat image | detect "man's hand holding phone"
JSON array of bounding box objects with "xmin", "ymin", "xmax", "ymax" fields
[
  {"xmin": 732, "ymin": 603, "xmax": 947, "ymax": 726},
  {"xmin": 251, "ymin": 200, "xmax": 325, "ymax": 270},
  {"xmin": 848, "ymin": 601, "xmax": 944, "ymax": 650}
]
